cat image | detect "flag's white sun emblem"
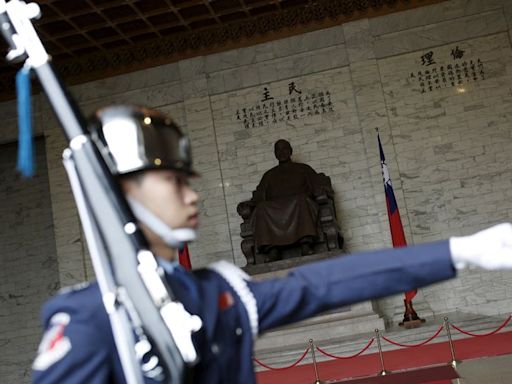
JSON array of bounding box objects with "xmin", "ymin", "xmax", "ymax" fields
[{"xmin": 381, "ymin": 160, "xmax": 391, "ymax": 186}]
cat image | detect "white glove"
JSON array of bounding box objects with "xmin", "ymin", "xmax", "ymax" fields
[{"xmin": 449, "ymin": 223, "xmax": 512, "ymax": 270}]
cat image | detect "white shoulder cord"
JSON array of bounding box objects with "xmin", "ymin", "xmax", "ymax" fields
[{"xmin": 208, "ymin": 260, "xmax": 259, "ymax": 338}]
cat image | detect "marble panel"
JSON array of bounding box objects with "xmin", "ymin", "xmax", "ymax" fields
[
  {"xmin": 178, "ymin": 56, "xmax": 205, "ymax": 79},
  {"xmin": 374, "ymin": 10, "xmax": 508, "ymax": 59},
  {"xmin": 369, "ymin": 0, "xmax": 504, "ymax": 37},
  {"xmin": 343, "ymin": 19, "xmax": 375, "ymax": 63}
]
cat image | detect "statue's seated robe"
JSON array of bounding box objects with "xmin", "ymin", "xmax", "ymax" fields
[{"xmin": 250, "ymin": 161, "xmax": 322, "ymax": 252}]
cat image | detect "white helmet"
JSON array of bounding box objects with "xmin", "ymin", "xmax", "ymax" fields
[
  {"xmin": 89, "ymin": 105, "xmax": 197, "ymax": 176},
  {"xmin": 89, "ymin": 105, "xmax": 197, "ymax": 248}
]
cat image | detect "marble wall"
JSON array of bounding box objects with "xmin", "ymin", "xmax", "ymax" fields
[
  {"xmin": 0, "ymin": 140, "xmax": 59, "ymax": 383},
  {"xmin": 3, "ymin": 0, "xmax": 512, "ymax": 381}
]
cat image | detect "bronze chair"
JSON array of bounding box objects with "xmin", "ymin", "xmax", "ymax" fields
[{"xmin": 237, "ymin": 172, "xmax": 343, "ymax": 265}]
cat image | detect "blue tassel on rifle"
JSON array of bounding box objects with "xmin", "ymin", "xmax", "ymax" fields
[{"xmin": 16, "ymin": 66, "xmax": 35, "ymax": 177}]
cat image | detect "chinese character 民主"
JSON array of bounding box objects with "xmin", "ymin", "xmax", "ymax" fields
[
  {"xmin": 288, "ymin": 81, "xmax": 302, "ymax": 95},
  {"xmin": 261, "ymin": 87, "xmax": 274, "ymax": 102}
]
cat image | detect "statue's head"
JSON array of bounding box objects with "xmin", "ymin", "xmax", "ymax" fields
[{"xmin": 274, "ymin": 139, "xmax": 292, "ymax": 163}]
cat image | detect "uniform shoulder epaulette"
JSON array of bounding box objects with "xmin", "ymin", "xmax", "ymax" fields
[{"xmin": 57, "ymin": 281, "xmax": 91, "ymax": 295}]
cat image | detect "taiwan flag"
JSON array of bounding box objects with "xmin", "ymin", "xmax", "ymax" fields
[
  {"xmin": 378, "ymin": 133, "xmax": 417, "ymax": 302},
  {"xmin": 178, "ymin": 244, "xmax": 192, "ymax": 270}
]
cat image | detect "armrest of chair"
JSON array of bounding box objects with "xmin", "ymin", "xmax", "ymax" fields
[
  {"xmin": 237, "ymin": 200, "xmax": 256, "ymax": 220},
  {"xmin": 313, "ymin": 173, "xmax": 334, "ymax": 201},
  {"xmin": 237, "ymin": 200, "xmax": 257, "ymax": 263}
]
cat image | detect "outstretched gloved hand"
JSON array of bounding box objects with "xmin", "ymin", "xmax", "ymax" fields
[{"xmin": 450, "ymin": 223, "xmax": 512, "ymax": 270}]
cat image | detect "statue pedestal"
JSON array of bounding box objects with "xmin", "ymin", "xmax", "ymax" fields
[
  {"xmin": 242, "ymin": 250, "xmax": 338, "ymax": 277},
  {"xmin": 245, "ymin": 252, "xmax": 386, "ymax": 368}
]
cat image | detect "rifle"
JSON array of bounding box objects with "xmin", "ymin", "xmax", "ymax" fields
[{"xmin": 0, "ymin": 1, "xmax": 201, "ymax": 383}]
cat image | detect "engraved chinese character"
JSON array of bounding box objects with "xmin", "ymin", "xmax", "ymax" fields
[
  {"xmin": 261, "ymin": 87, "xmax": 274, "ymax": 101},
  {"xmin": 288, "ymin": 82, "xmax": 302, "ymax": 95},
  {"xmin": 451, "ymin": 46, "xmax": 465, "ymax": 60},
  {"xmin": 420, "ymin": 51, "xmax": 436, "ymax": 66}
]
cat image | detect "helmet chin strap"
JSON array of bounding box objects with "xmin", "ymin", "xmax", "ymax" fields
[{"xmin": 126, "ymin": 197, "xmax": 196, "ymax": 249}]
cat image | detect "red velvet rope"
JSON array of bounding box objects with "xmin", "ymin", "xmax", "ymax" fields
[
  {"xmin": 316, "ymin": 337, "xmax": 375, "ymax": 360},
  {"xmin": 253, "ymin": 347, "xmax": 310, "ymax": 371},
  {"xmin": 381, "ymin": 325, "xmax": 444, "ymax": 348},
  {"xmin": 450, "ymin": 315, "xmax": 512, "ymax": 337},
  {"xmin": 253, "ymin": 315, "xmax": 512, "ymax": 372}
]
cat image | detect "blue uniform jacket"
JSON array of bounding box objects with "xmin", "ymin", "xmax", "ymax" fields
[{"xmin": 32, "ymin": 240, "xmax": 455, "ymax": 384}]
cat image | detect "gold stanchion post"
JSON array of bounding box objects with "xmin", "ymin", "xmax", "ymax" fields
[
  {"xmin": 309, "ymin": 339, "xmax": 325, "ymax": 384},
  {"xmin": 374, "ymin": 329, "xmax": 390, "ymax": 376},
  {"xmin": 443, "ymin": 317, "xmax": 461, "ymax": 368}
]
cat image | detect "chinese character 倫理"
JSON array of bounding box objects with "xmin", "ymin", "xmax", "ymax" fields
[
  {"xmin": 421, "ymin": 51, "xmax": 436, "ymax": 66},
  {"xmin": 451, "ymin": 46, "xmax": 465, "ymax": 60}
]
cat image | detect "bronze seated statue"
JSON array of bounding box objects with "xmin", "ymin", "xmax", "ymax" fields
[{"xmin": 237, "ymin": 139, "xmax": 343, "ymax": 265}]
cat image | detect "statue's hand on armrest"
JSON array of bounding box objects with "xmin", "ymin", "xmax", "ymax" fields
[
  {"xmin": 312, "ymin": 173, "xmax": 334, "ymax": 200},
  {"xmin": 237, "ymin": 200, "xmax": 256, "ymax": 219}
]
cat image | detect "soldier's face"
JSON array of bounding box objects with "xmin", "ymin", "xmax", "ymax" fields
[{"xmin": 121, "ymin": 169, "xmax": 199, "ymax": 232}]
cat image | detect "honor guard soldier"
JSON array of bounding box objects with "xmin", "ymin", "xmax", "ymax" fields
[{"xmin": 32, "ymin": 105, "xmax": 512, "ymax": 384}]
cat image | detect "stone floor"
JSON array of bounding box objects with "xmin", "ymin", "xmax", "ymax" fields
[{"xmin": 455, "ymin": 354, "xmax": 512, "ymax": 384}]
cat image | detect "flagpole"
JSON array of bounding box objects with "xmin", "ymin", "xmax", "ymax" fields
[{"xmin": 376, "ymin": 128, "xmax": 425, "ymax": 329}]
